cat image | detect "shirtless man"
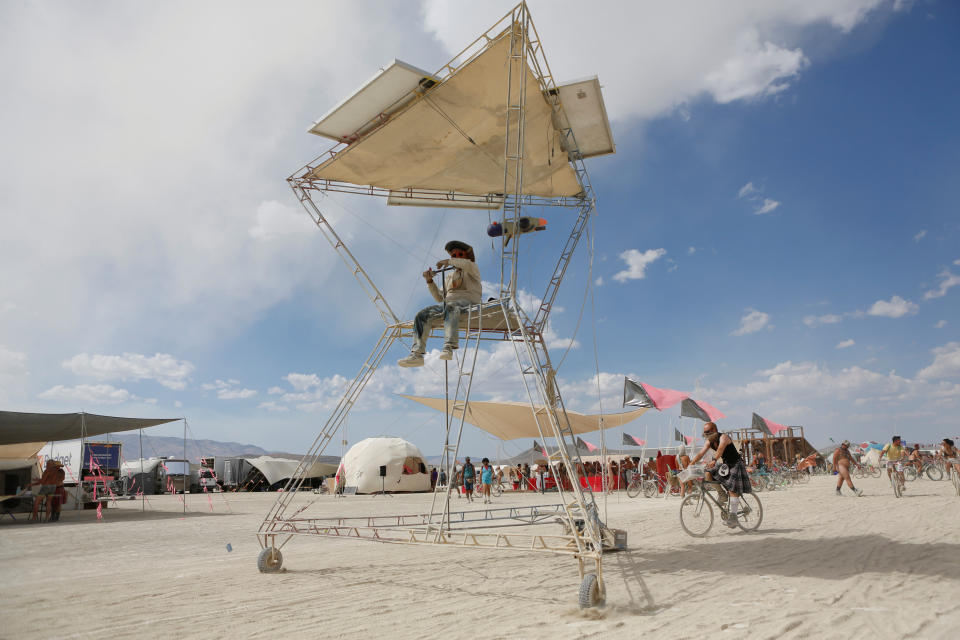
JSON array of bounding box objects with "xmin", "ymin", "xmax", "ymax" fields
[
  {"xmin": 28, "ymin": 460, "xmax": 60, "ymax": 521},
  {"xmin": 907, "ymin": 444, "xmax": 924, "ymax": 478},
  {"xmin": 832, "ymin": 441, "xmax": 863, "ymax": 496}
]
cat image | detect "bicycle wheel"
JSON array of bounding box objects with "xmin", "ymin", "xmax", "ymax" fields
[
  {"xmin": 871, "ymin": 466, "xmax": 882, "ymax": 478},
  {"xmin": 903, "ymin": 466, "xmax": 917, "ymax": 481},
  {"xmin": 925, "ymin": 465, "xmax": 943, "ymax": 481},
  {"xmin": 891, "ymin": 473, "xmax": 902, "ymax": 498},
  {"xmin": 492, "ymin": 483, "xmax": 503, "ymax": 497},
  {"xmin": 952, "ymin": 469, "xmax": 960, "ymax": 497},
  {"xmin": 736, "ymin": 493, "xmax": 763, "ymax": 532},
  {"xmin": 750, "ymin": 475, "xmax": 764, "ymax": 492},
  {"xmin": 796, "ymin": 471, "xmax": 810, "ymax": 484},
  {"xmin": 679, "ymin": 494, "xmax": 714, "ymax": 537},
  {"xmin": 642, "ymin": 479, "xmax": 657, "ymax": 498},
  {"xmin": 626, "ymin": 478, "xmax": 642, "ymax": 498}
]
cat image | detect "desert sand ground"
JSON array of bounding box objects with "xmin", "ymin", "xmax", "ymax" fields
[{"xmin": 1, "ymin": 474, "xmax": 958, "ymax": 639}]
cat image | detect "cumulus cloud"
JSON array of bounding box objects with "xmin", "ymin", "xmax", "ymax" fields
[
  {"xmin": 866, "ymin": 295, "xmax": 918, "ymax": 318},
  {"xmin": 687, "ymin": 246, "xmax": 697, "ymax": 255},
  {"xmin": 202, "ymin": 379, "xmax": 257, "ymax": 400},
  {"xmin": 836, "ymin": 339, "xmax": 855, "ymax": 349},
  {"xmin": 803, "ymin": 313, "xmax": 844, "ymax": 328},
  {"xmin": 916, "ymin": 342, "xmax": 960, "ymax": 380},
  {"xmin": 934, "ymin": 320, "xmax": 947, "ymax": 329},
  {"xmin": 248, "ymin": 200, "xmax": 315, "ymax": 241},
  {"xmin": 0, "ymin": 344, "xmax": 28, "ymax": 377},
  {"xmin": 754, "ymin": 198, "xmax": 781, "ymax": 215},
  {"xmin": 913, "ymin": 229, "xmax": 926, "ymax": 242},
  {"xmin": 704, "ymin": 30, "xmax": 807, "ymax": 103},
  {"xmin": 738, "ymin": 182, "xmax": 757, "ymax": 198},
  {"xmin": 732, "ymin": 309, "xmax": 773, "ymax": 336},
  {"xmin": 613, "ymin": 248, "xmax": 667, "ymax": 282},
  {"xmin": 923, "ymin": 267, "xmax": 960, "ymax": 300},
  {"xmin": 38, "ymin": 383, "xmax": 132, "ymax": 405},
  {"xmin": 63, "ymin": 353, "xmax": 194, "ymax": 390}
]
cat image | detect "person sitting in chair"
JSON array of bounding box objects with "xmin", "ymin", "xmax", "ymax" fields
[{"xmin": 398, "ymin": 240, "xmax": 482, "ymax": 367}]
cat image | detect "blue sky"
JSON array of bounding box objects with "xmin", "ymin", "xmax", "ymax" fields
[{"xmin": 1, "ymin": 1, "xmax": 957, "ymax": 458}]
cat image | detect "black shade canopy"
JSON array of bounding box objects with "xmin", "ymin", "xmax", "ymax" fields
[{"xmin": 0, "ymin": 411, "xmax": 179, "ymax": 445}]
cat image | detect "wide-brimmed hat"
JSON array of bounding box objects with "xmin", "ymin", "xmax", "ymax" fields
[
  {"xmin": 444, "ymin": 240, "xmax": 474, "ymax": 259},
  {"xmin": 841, "ymin": 440, "xmax": 851, "ymax": 447}
]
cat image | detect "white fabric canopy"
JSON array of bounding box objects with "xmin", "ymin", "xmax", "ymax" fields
[
  {"xmin": 308, "ymin": 27, "xmax": 581, "ymax": 198},
  {"xmin": 244, "ymin": 456, "xmax": 338, "ymax": 486},
  {"xmin": 401, "ymin": 395, "xmax": 648, "ymax": 440}
]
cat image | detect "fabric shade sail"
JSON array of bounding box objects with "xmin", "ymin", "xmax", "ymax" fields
[
  {"xmin": 307, "ymin": 27, "xmax": 581, "ymax": 198},
  {"xmin": 0, "ymin": 411, "xmax": 179, "ymax": 446},
  {"xmin": 622, "ymin": 378, "xmax": 688, "ymax": 411},
  {"xmin": 245, "ymin": 456, "xmax": 339, "ymax": 486},
  {"xmin": 680, "ymin": 398, "xmax": 726, "ymax": 422},
  {"xmin": 400, "ymin": 395, "xmax": 648, "ymax": 440}
]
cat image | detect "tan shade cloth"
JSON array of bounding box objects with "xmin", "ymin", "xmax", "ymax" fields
[
  {"xmin": 308, "ymin": 27, "xmax": 581, "ymax": 198},
  {"xmin": 0, "ymin": 441, "xmax": 44, "ymax": 472},
  {"xmin": 400, "ymin": 395, "xmax": 648, "ymax": 441}
]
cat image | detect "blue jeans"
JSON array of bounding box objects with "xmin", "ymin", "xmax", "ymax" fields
[{"xmin": 412, "ymin": 300, "xmax": 471, "ymax": 353}]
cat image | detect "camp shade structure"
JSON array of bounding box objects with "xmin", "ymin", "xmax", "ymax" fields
[
  {"xmin": 0, "ymin": 411, "xmax": 179, "ymax": 446},
  {"xmin": 752, "ymin": 412, "xmax": 790, "ymax": 436},
  {"xmin": 400, "ymin": 395, "xmax": 648, "ymax": 440},
  {"xmin": 679, "ymin": 398, "xmax": 726, "ymax": 422}
]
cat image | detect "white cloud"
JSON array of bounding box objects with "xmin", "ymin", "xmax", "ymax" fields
[
  {"xmin": 284, "ymin": 373, "xmax": 323, "ymax": 391},
  {"xmin": 934, "ymin": 320, "xmax": 947, "ymax": 329},
  {"xmin": 0, "ymin": 344, "xmax": 28, "ymax": 376},
  {"xmin": 754, "ymin": 198, "xmax": 781, "ymax": 215},
  {"xmin": 594, "ymin": 277, "xmax": 604, "ymax": 287},
  {"xmin": 258, "ymin": 401, "xmax": 290, "ymax": 412},
  {"xmin": 687, "ymin": 246, "xmax": 697, "ymax": 255},
  {"xmin": 836, "ymin": 339, "xmax": 855, "ymax": 349},
  {"xmin": 201, "ymin": 378, "xmax": 257, "ymax": 400},
  {"xmin": 738, "ymin": 182, "xmax": 757, "ymax": 198},
  {"xmin": 923, "ymin": 267, "xmax": 960, "ymax": 300},
  {"xmin": 248, "ymin": 200, "xmax": 315, "ymax": 241},
  {"xmin": 613, "ymin": 248, "xmax": 667, "ymax": 282},
  {"xmin": 803, "ymin": 313, "xmax": 843, "ymax": 328},
  {"xmin": 38, "ymin": 383, "xmax": 132, "ymax": 405},
  {"xmin": 732, "ymin": 309, "xmax": 773, "ymax": 336},
  {"xmin": 913, "ymin": 229, "xmax": 926, "ymax": 242},
  {"xmin": 916, "ymin": 342, "xmax": 960, "ymax": 380},
  {"xmin": 704, "ymin": 30, "xmax": 807, "ymax": 103},
  {"xmin": 866, "ymin": 295, "xmax": 918, "ymax": 318},
  {"xmin": 63, "ymin": 353, "xmax": 194, "ymax": 390}
]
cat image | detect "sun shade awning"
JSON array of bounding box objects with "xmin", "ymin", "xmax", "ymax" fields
[
  {"xmin": 307, "ymin": 27, "xmax": 582, "ymax": 198},
  {"xmin": 400, "ymin": 395, "xmax": 648, "ymax": 440},
  {"xmin": 0, "ymin": 411, "xmax": 179, "ymax": 446},
  {"xmin": 244, "ymin": 456, "xmax": 339, "ymax": 486}
]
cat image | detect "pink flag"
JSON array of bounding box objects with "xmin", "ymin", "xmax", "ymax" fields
[
  {"xmin": 640, "ymin": 382, "xmax": 688, "ymax": 410},
  {"xmin": 766, "ymin": 418, "xmax": 789, "ymax": 435},
  {"xmin": 684, "ymin": 435, "xmax": 694, "ymax": 445},
  {"xmin": 576, "ymin": 437, "xmax": 598, "ymax": 452}
]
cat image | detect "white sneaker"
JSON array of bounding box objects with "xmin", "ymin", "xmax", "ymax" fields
[
  {"xmin": 439, "ymin": 345, "xmax": 454, "ymax": 360},
  {"xmin": 855, "ymin": 488, "xmax": 863, "ymax": 497},
  {"xmin": 397, "ymin": 353, "xmax": 424, "ymax": 368}
]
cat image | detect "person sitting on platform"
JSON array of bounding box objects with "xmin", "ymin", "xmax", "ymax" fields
[{"xmin": 398, "ymin": 240, "xmax": 482, "ymax": 367}]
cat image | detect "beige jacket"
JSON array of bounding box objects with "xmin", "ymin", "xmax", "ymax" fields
[{"xmin": 428, "ymin": 258, "xmax": 482, "ymax": 304}]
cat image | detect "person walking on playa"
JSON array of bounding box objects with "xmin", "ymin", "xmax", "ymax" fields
[
  {"xmin": 941, "ymin": 438, "xmax": 959, "ymax": 477},
  {"xmin": 480, "ymin": 458, "xmax": 494, "ymax": 504},
  {"xmin": 880, "ymin": 435, "xmax": 907, "ymax": 489},
  {"xmin": 398, "ymin": 240, "xmax": 482, "ymax": 367},
  {"xmin": 689, "ymin": 422, "xmax": 752, "ymax": 528},
  {"xmin": 462, "ymin": 457, "xmax": 476, "ymax": 502},
  {"xmin": 832, "ymin": 440, "xmax": 863, "ymax": 496}
]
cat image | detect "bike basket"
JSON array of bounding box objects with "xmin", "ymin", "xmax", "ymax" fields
[{"xmin": 678, "ymin": 464, "xmax": 705, "ymax": 482}]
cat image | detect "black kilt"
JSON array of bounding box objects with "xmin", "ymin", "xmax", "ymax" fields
[{"xmin": 715, "ymin": 459, "xmax": 752, "ymax": 494}]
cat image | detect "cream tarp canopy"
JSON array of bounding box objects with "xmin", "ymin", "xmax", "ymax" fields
[
  {"xmin": 401, "ymin": 395, "xmax": 648, "ymax": 440},
  {"xmin": 244, "ymin": 456, "xmax": 339, "ymax": 486},
  {"xmin": 308, "ymin": 27, "xmax": 581, "ymax": 198}
]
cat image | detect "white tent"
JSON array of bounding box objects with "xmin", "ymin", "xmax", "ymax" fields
[
  {"xmin": 244, "ymin": 456, "xmax": 339, "ymax": 486},
  {"xmin": 341, "ymin": 437, "xmax": 430, "ymax": 494}
]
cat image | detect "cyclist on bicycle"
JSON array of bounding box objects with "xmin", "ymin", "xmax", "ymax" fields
[
  {"xmin": 879, "ymin": 435, "xmax": 907, "ymax": 489},
  {"xmin": 941, "ymin": 438, "xmax": 959, "ymax": 475},
  {"xmin": 689, "ymin": 422, "xmax": 752, "ymax": 527},
  {"xmin": 907, "ymin": 444, "xmax": 924, "ymax": 478},
  {"xmin": 831, "ymin": 440, "xmax": 863, "ymax": 496}
]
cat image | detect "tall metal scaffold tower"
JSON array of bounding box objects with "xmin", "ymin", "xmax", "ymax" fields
[{"xmin": 256, "ymin": 2, "xmax": 619, "ymax": 608}]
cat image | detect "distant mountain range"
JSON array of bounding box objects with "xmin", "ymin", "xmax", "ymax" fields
[{"xmin": 104, "ymin": 433, "xmax": 338, "ymax": 463}]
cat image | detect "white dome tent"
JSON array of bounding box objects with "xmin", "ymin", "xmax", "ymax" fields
[{"xmin": 341, "ymin": 437, "xmax": 430, "ymax": 494}]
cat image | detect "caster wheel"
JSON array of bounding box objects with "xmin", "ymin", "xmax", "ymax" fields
[
  {"xmin": 257, "ymin": 547, "xmax": 283, "ymax": 573},
  {"xmin": 578, "ymin": 572, "xmax": 605, "ymax": 609}
]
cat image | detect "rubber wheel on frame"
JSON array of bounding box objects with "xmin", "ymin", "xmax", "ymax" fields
[
  {"xmin": 257, "ymin": 547, "xmax": 283, "ymax": 573},
  {"xmin": 578, "ymin": 573, "xmax": 605, "ymax": 609},
  {"xmin": 643, "ymin": 480, "xmax": 657, "ymax": 498},
  {"xmin": 626, "ymin": 480, "xmax": 642, "ymax": 498},
  {"xmin": 904, "ymin": 466, "xmax": 917, "ymax": 482},
  {"xmin": 735, "ymin": 493, "xmax": 763, "ymax": 532},
  {"xmin": 925, "ymin": 466, "xmax": 943, "ymax": 481},
  {"xmin": 679, "ymin": 494, "xmax": 714, "ymax": 537}
]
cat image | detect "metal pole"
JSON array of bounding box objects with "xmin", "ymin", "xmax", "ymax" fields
[
  {"xmin": 139, "ymin": 427, "xmax": 144, "ymax": 512},
  {"xmin": 183, "ymin": 418, "xmax": 187, "ymax": 514}
]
